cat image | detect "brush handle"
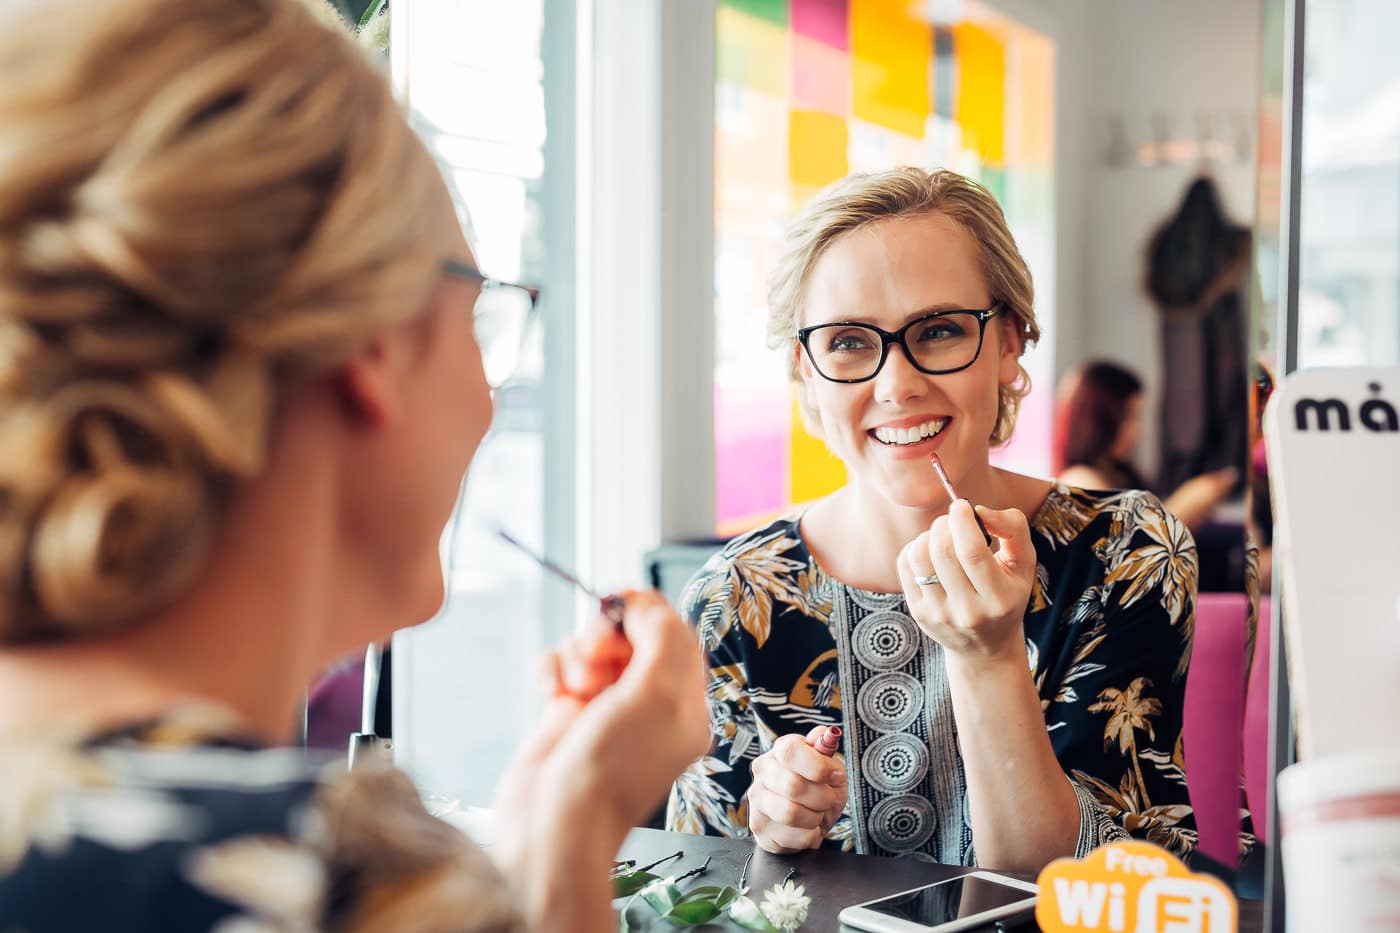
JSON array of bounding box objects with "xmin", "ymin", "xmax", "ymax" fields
[
  {"xmin": 928, "ymin": 455, "xmax": 993, "ymax": 547},
  {"xmin": 969, "ymin": 507, "xmax": 994, "ymax": 548}
]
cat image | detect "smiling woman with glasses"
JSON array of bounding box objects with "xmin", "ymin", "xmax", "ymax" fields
[{"xmin": 667, "ymin": 168, "xmax": 1236, "ymax": 876}]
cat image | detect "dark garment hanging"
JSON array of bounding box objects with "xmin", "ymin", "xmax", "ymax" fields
[{"xmin": 1158, "ymin": 285, "xmax": 1248, "ymax": 493}]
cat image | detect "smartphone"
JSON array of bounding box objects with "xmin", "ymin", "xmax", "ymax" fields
[{"xmin": 838, "ymin": 870, "xmax": 1038, "ymax": 933}]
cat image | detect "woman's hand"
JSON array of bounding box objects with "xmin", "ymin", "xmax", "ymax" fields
[
  {"xmin": 495, "ymin": 590, "xmax": 709, "ymax": 848},
  {"xmin": 550, "ymin": 606, "xmax": 633, "ymax": 702},
  {"xmin": 897, "ymin": 500, "xmax": 1038, "ymax": 670},
  {"xmin": 491, "ymin": 591, "xmax": 710, "ymax": 933},
  {"xmin": 747, "ymin": 728, "xmax": 848, "ymax": 854}
]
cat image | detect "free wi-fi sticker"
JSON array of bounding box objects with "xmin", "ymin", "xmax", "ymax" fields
[{"xmin": 1036, "ymin": 840, "xmax": 1236, "ymax": 933}]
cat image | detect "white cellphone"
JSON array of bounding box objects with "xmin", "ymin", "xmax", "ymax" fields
[{"xmin": 838, "ymin": 870, "xmax": 1038, "ymax": 933}]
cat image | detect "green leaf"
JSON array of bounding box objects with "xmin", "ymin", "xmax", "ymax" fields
[
  {"xmin": 663, "ymin": 899, "xmax": 723, "ymax": 925},
  {"xmin": 613, "ymin": 870, "xmax": 660, "ymax": 899},
  {"xmin": 356, "ymin": 0, "xmax": 387, "ymax": 30},
  {"xmin": 728, "ymin": 895, "xmax": 779, "ymax": 931},
  {"xmin": 676, "ymin": 885, "xmax": 741, "ymax": 910},
  {"xmin": 639, "ymin": 878, "xmax": 683, "ymax": 915}
]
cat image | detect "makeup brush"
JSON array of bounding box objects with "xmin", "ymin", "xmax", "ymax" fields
[
  {"xmin": 496, "ymin": 528, "xmax": 627, "ymax": 634},
  {"xmin": 928, "ymin": 453, "xmax": 994, "ymax": 547}
]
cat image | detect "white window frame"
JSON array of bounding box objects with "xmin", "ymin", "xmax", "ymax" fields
[{"xmin": 575, "ymin": 0, "xmax": 717, "ymax": 594}]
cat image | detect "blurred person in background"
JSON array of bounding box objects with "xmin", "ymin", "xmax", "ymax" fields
[{"xmin": 1053, "ymin": 360, "xmax": 1238, "ymax": 535}]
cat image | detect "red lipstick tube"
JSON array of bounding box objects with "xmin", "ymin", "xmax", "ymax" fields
[{"xmin": 809, "ymin": 725, "xmax": 842, "ymax": 756}]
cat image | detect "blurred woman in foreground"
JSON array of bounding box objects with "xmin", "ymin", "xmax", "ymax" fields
[{"xmin": 0, "ymin": 2, "xmax": 707, "ymax": 930}]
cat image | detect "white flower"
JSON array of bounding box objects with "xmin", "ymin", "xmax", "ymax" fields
[{"xmin": 760, "ymin": 879, "xmax": 811, "ymax": 932}]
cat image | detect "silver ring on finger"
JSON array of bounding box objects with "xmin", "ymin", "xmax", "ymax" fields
[{"xmin": 914, "ymin": 573, "xmax": 941, "ymax": 587}]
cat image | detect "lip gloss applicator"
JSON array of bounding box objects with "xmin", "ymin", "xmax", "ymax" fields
[
  {"xmin": 928, "ymin": 453, "xmax": 994, "ymax": 548},
  {"xmin": 496, "ymin": 528, "xmax": 627, "ymax": 635}
]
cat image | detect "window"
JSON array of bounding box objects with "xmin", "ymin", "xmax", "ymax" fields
[
  {"xmin": 390, "ymin": 0, "xmax": 576, "ymax": 808},
  {"xmin": 1295, "ymin": 0, "xmax": 1400, "ymax": 368}
]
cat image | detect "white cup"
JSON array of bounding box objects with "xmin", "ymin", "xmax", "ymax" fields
[{"xmin": 1278, "ymin": 751, "xmax": 1400, "ymax": 932}]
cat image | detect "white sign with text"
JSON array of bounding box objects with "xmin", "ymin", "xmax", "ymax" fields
[{"xmin": 1264, "ymin": 367, "xmax": 1400, "ymax": 759}]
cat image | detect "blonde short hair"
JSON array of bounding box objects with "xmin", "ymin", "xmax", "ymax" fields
[
  {"xmin": 768, "ymin": 167, "xmax": 1040, "ymax": 445},
  {"xmin": 0, "ymin": 0, "xmax": 454, "ymax": 642}
]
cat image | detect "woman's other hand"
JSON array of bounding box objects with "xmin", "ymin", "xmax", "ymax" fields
[
  {"xmin": 747, "ymin": 728, "xmax": 848, "ymax": 854},
  {"xmin": 897, "ymin": 500, "xmax": 1038, "ymax": 670}
]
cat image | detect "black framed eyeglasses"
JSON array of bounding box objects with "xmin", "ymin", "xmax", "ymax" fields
[
  {"xmin": 796, "ymin": 302, "xmax": 1003, "ymax": 383},
  {"xmin": 441, "ymin": 258, "xmax": 541, "ymax": 388}
]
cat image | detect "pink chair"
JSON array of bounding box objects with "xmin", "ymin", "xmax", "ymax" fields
[
  {"xmin": 1183, "ymin": 592, "xmax": 1255, "ymax": 866},
  {"xmin": 305, "ymin": 654, "xmax": 364, "ymax": 752},
  {"xmin": 1243, "ymin": 596, "xmax": 1273, "ymax": 843}
]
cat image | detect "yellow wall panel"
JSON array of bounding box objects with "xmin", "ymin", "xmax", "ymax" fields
[
  {"xmin": 789, "ymin": 390, "xmax": 848, "ymax": 504},
  {"xmin": 788, "ymin": 109, "xmax": 850, "ymax": 188},
  {"xmin": 953, "ymin": 22, "xmax": 1005, "ymax": 166},
  {"xmin": 850, "ymin": 0, "xmax": 929, "ymax": 138}
]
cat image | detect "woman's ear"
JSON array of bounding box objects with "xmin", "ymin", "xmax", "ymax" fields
[
  {"xmin": 333, "ymin": 329, "xmax": 412, "ymax": 427},
  {"xmin": 794, "ymin": 339, "xmax": 813, "ymax": 383},
  {"xmin": 997, "ymin": 314, "xmax": 1024, "ymax": 386},
  {"xmin": 793, "ymin": 340, "xmax": 825, "ymax": 438}
]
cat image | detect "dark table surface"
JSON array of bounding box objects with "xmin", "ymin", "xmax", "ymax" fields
[{"xmin": 619, "ymin": 827, "xmax": 1263, "ymax": 932}]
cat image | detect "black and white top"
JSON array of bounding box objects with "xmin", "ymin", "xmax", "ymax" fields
[
  {"xmin": 666, "ymin": 484, "xmax": 1252, "ymax": 866},
  {"xmin": 0, "ymin": 705, "xmax": 521, "ymax": 933}
]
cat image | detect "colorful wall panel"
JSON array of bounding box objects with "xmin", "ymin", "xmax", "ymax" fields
[{"xmin": 714, "ymin": 0, "xmax": 1056, "ymax": 535}]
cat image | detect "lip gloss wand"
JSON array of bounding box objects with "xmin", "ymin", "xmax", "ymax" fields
[
  {"xmin": 928, "ymin": 452, "xmax": 994, "ymax": 547},
  {"xmin": 495, "ymin": 528, "xmax": 627, "ymax": 635}
]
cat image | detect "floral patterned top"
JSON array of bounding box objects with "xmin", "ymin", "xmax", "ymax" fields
[
  {"xmin": 666, "ymin": 484, "xmax": 1251, "ymax": 865},
  {"xmin": 0, "ymin": 705, "xmax": 522, "ymax": 932}
]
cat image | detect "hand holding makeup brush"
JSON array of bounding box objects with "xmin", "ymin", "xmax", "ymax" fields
[
  {"xmin": 896, "ymin": 498, "xmax": 1038, "ymax": 671},
  {"xmin": 494, "ymin": 589, "xmax": 709, "ymax": 916}
]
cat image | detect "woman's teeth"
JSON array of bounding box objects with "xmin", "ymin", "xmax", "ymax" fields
[{"xmin": 872, "ymin": 418, "xmax": 948, "ymax": 446}]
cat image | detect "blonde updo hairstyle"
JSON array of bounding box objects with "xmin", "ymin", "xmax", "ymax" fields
[
  {"xmin": 0, "ymin": 0, "xmax": 455, "ymax": 643},
  {"xmin": 768, "ymin": 167, "xmax": 1040, "ymax": 446}
]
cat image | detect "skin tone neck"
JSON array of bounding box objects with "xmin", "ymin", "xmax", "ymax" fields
[
  {"xmin": 806, "ymin": 460, "xmax": 1047, "ymax": 594},
  {"xmin": 0, "ymin": 380, "xmax": 385, "ymax": 745}
]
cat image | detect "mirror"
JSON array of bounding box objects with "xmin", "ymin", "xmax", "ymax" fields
[{"xmin": 708, "ymin": 0, "xmax": 1269, "ymax": 889}]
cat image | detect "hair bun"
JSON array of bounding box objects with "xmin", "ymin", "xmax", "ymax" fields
[
  {"xmin": 0, "ymin": 0, "xmax": 456, "ymax": 642},
  {"xmin": 31, "ymin": 464, "xmax": 212, "ymax": 636},
  {"xmin": 0, "ymin": 381, "xmax": 217, "ymax": 641}
]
